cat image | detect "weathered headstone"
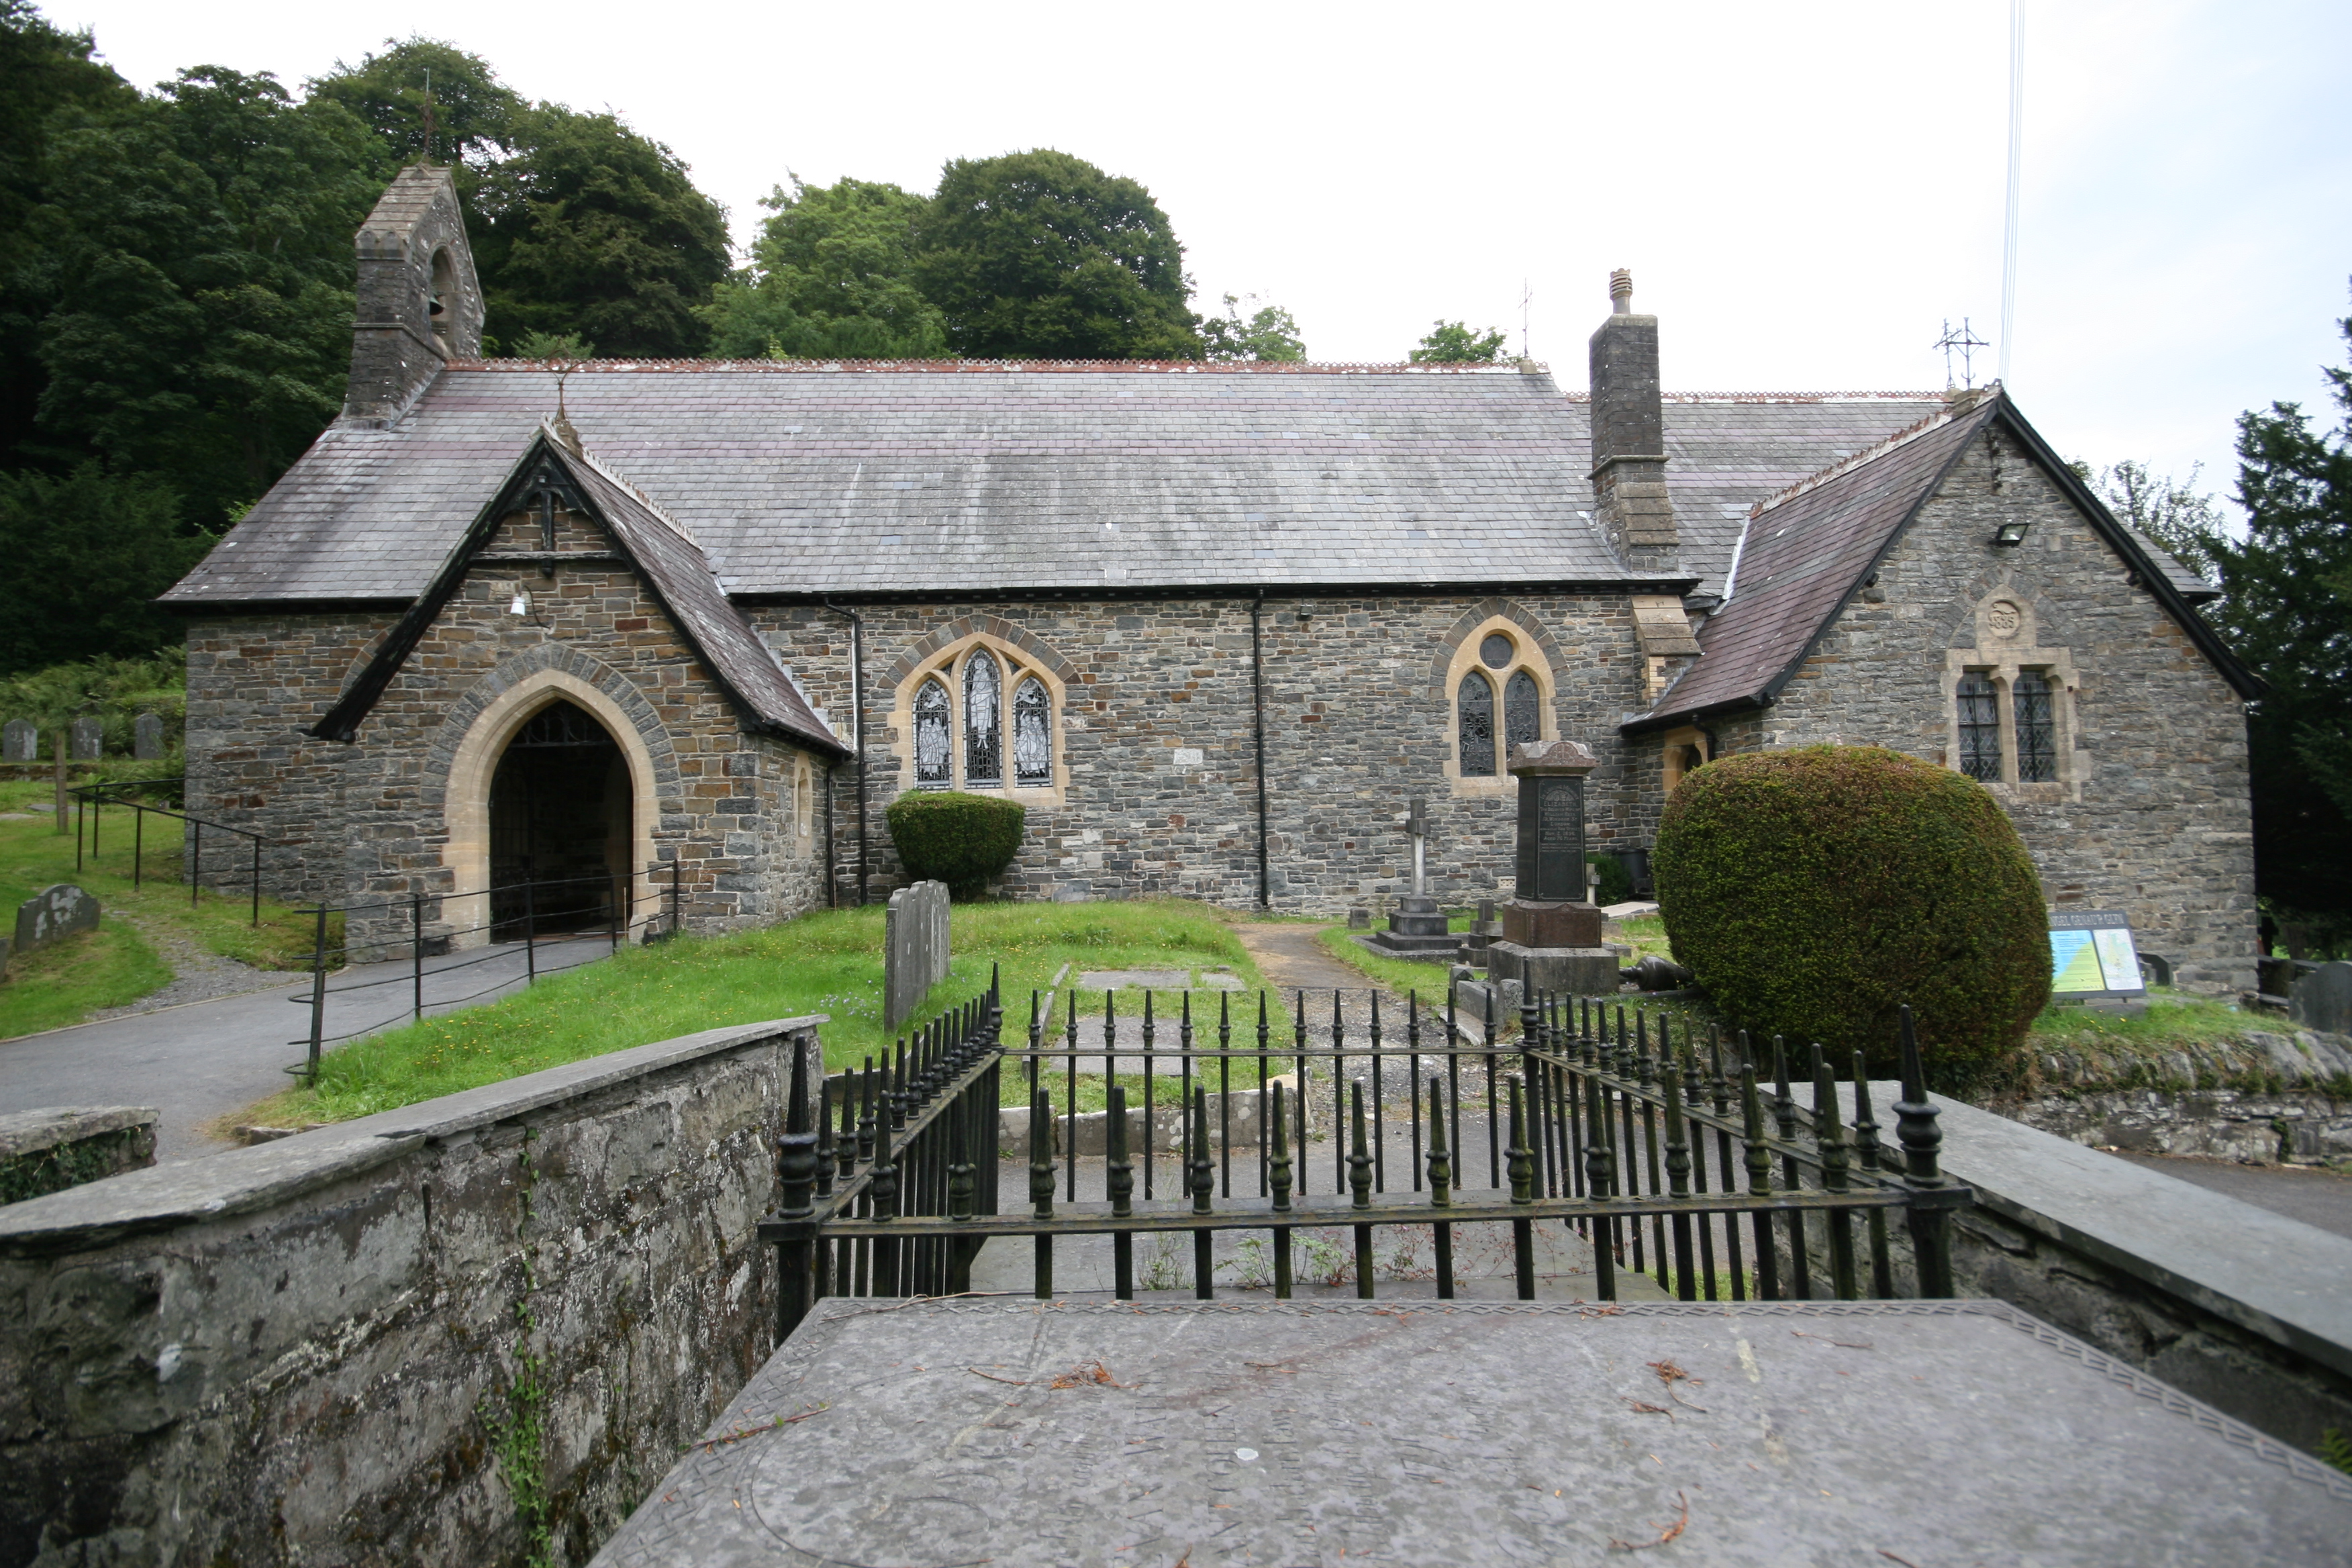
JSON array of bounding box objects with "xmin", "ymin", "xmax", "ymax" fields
[
  {"xmin": 1, "ymin": 720, "xmax": 34, "ymax": 763},
  {"xmin": 883, "ymin": 880, "xmax": 950, "ymax": 1030},
  {"xmin": 134, "ymin": 712, "xmax": 164, "ymax": 760},
  {"xmin": 1486, "ymin": 739, "xmax": 1619, "ymax": 996},
  {"xmin": 70, "ymin": 716, "xmax": 103, "ymax": 760},
  {"xmin": 2288, "ymin": 961, "xmax": 2352, "ymax": 1038},
  {"xmin": 15, "ymin": 884, "xmax": 99, "ymax": 954}
]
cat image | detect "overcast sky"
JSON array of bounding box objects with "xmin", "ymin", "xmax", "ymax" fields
[{"xmin": 51, "ymin": 0, "xmax": 2352, "ymax": 516}]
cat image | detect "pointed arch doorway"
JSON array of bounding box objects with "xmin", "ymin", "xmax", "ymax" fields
[{"xmin": 489, "ymin": 698, "xmax": 631, "ymax": 938}]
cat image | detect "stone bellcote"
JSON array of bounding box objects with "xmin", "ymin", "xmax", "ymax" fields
[
  {"xmin": 1588, "ymin": 268, "xmax": 1679, "ymax": 573},
  {"xmin": 344, "ymin": 165, "xmax": 483, "ymax": 424}
]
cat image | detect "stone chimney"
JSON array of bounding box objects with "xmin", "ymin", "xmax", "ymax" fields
[
  {"xmin": 1589, "ymin": 268, "xmax": 1679, "ymax": 573},
  {"xmin": 344, "ymin": 165, "xmax": 483, "ymax": 424}
]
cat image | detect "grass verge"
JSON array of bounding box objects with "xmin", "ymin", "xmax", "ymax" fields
[
  {"xmin": 0, "ymin": 780, "xmax": 326, "ymax": 1038},
  {"xmin": 232, "ymin": 898, "xmax": 1268, "ymax": 1129}
]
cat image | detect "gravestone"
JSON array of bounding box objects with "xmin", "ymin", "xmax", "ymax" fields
[
  {"xmin": 70, "ymin": 716, "xmax": 103, "ymax": 760},
  {"xmin": 2289, "ymin": 961, "xmax": 2352, "ymax": 1038},
  {"xmin": 15, "ymin": 883, "xmax": 99, "ymax": 954},
  {"xmin": 134, "ymin": 712, "xmax": 164, "ymax": 760},
  {"xmin": 2, "ymin": 720, "xmax": 34, "ymax": 763},
  {"xmin": 1485, "ymin": 740, "xmax": 1619, "ymax": 996},
  {"xmin": 883, "ymin": 880, "xmax": 950, "ymax": 1031}
]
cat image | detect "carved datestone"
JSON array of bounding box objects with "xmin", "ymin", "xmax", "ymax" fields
[{"xmin": 15, "ymin": 883, "xmax": 99, "ymax": 954}]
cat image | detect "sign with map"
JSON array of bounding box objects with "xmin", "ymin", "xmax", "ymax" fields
[{"xmin": 2049, "ymin": 910, "xmax": 2147, "ymax": 998}]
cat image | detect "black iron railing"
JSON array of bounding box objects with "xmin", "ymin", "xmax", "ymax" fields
[
  {"xmin": 66, "ymin": 777, "xmax": 266, "ymax": 925},
  {"xmin": 761, "ymin": 980, "xmax": 1969, "ymax": 1338}
]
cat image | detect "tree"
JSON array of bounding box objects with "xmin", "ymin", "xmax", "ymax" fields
[
  {"xmin": 914, "ymin": 150, "xmax": 1201, "ymax": 360},
  {"xmin": 1408, "ymin": 320, "xmax": 1507, "ymax": 364},
  {"xmin": 701, "ymin": 176, "xmax": 947, "ymax": 359},
  {"xmin": 305, "ymin": 36, "xmax": 520, "ymax": 171},
  {"xmin": 28, "ymin": 66, "xmax": 385, "ymax": 526},
  {"xmin": 0, "ymin": 466, "xmax": 205, "ymax": 673},
  {"xmin": 1199, "ymin": 292, "xmax": 1305, "ymax": 362},
  {"xmin": 2079, "ymin": 458, "xmax": 2227, "ymax": 587},
  {"xmin": 2216, "ymin": 303, "xmax": 2352, "ymax": 926},
  {"xmin": 470, "ymin": 104, "xmax": 731, "ymax": 357}
]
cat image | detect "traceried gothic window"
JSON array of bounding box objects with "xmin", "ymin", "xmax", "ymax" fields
[
  {"xmin": 1013, "ymin": 677, "xmax": 1052, "ymax": 785},
  {"xmin": 963, "ymin": 652, "xmax": 1003, "ymax": 785},
  {"xmin": 2014, "ymin": 670, "xmax": 2057, "ymax": 783},
  {"xmin": 1459, "ymin": 672, "xmax": 1497, "ymax": 776},
  {"xmin": 1504, "ymin": 670, "xmax": 1540, "ymax": 751},
  {"xmin": 914, "ymin": 679, "xmax": 952, "ymax": 786},
  {"xmin": 1955, "ymin": 671, "xmax": 2001, "ymax": 782}
]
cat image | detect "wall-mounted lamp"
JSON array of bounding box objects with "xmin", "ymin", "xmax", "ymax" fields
[
  {"xmin": 508, "ymin": 588, "xmax": 532, "ymax": 616},
  {"xmin": 1992, "ymin": 520, "xmax": 2030, "ymax": 548}
]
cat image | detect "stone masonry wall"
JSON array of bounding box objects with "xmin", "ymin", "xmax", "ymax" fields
[
  {"xmin": 759, "ymin": 593, "xmax": 1654, "ymax": 915},
  {"xmin": 183, "ymin": 502, "xmax": 831, "ymax": 951},
  {"xmin": 0, "ymin": 1019, "xmax": 813, "ymax": 1568},
  {"xmin": 1733, "ymin": 435, "xmax": 2257, "ymax": 991}
]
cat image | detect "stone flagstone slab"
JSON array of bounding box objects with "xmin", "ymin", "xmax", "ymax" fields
[{"xmin": 592, "ymin": 1297, "xmax": 2350, "ymax": 1567}]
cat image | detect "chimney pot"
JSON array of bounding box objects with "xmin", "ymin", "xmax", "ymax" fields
[{"xmin": 1609, "ymin": 268, "xmax": 1634, "ymax": 315}]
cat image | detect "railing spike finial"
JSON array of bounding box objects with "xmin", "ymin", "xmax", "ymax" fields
[
  {"xmin": 1507, "ymin": 1076, "xmax": 1534, "ymax": 1205},
  {"xmin": 785, "ymin": 1032, "xmax": 812, "ymax": 1136},
  {"xmin": 1425, "ymin": 1075, "xmax": 1453, "ymax": 1209},
  {"xmin": 1269, "ymin": 1080, "xmax": 1293, "ymax": 1214},
  {"xmin": 1349, "ymin": 1081, "xmax": 1373, "ymax": 1210},
  {"xmin": 1189, "ymin": 1085, "xmax": 1215, "ymax": 1216},
  {"xmin": 1851, "ymin": 1048, "xmax": 1883, "ymax": 1172}
]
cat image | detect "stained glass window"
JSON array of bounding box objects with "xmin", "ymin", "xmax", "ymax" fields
[
  {"xmin": 1479, "ymin": 632, "xmax": 1514, "ymax": 669},
  {"xmin": 964, "ymin": 652, "xmax": 1002, "ymax": 786},
  {"xmin": 1459, "ymin": 671, "xmax": 1497, "ymax": 776},
  {"xmin": 1504, "ymin": 670, "xmax": 1540, "ymax": 750},
  {"xmin": 2014, "ymin": 670, "xmax": 2057, "ymax": 782},
  {"xmin": 914, "ymin": 679, "xmax": 952, "ymax": 785},
  {"xmin": 1014, "ymin": 677, "xmax": 1052, "ymax": 785},
  {"xmin": 1956, "ymin": 671, "xmax": 2001, "ymax": 782}
]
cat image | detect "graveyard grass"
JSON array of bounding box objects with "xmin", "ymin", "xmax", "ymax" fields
[
  {"xmin": 0, "ymin": 780, "xmax": 328, "ymax": 1038},
  {"xmin": 231, "ymin": 898, "xmax": 1269, "ymax": 1129},
  {"xmin": 1314, "ymin": 912, "xmax": 1678, "ymax": 1003}
]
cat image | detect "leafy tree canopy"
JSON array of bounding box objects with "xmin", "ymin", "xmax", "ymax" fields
[
  {"xmin": 29, "ymin": 65, "xmax": 385, "ymax": 524},
  {"xmin": 470, "ymin": 103, "xmax": 730, "ymax": 358},
  {"xmin": 914, "ymin": 150, "xmax": 1201, "ymax": 360},
  {"xmin": 2074, "ymin": 458, "xmax": 2228, "ymax": 589},
  {"xmin": 701, "ymin": 175, "xmax": 947, "ymax": 359},
  {"xmin": 2213, "ymin": 303, "xmax": 2352, "ymax": 922},
  {"xmin": 1200, "ymin": 292, "xmax": 1305, "ymax": 362},
  {"xmin": 0, "ymin": 467, "xmax": 206, "ymax": 675},
  {"xmin": 1408, "ymin": 320, "xmax": 1507, "ymax": 364},
  {"xmin": 305, "ymin": 36, "xmax": 519, "ymax": 170}
]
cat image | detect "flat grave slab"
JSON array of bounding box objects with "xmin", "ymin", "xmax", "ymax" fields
[{"xmin": 593, "ymin": 1297, "xmax": 2351, "ymax": 1567}]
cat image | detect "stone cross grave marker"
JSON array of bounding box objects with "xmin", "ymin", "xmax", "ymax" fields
[
  {"xmin": 2, "ymin": 720, "xmax": 33, "ymax": 763},
  {"xmin": 15, "ymin": 883, "xmax": 99, "ymax": 955},
  {"xmin": 883, "ymin": 880, "xmax": 951, "ymax": 1031},
  {"xmin": 70, "ymin": 716, "xmax": 103, "ymax": 760},
  {"xmin": 2289, "ymin": 961, "xmax": 2352, "ymax": 1038},
  {"xmin": 134, "ymin": 712, "xmax": 164, "ymax": 760}
]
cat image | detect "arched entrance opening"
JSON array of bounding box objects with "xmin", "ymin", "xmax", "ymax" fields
[{"xmin": 489, "ymin": 698, "xmax": 631, "ymax": 938}]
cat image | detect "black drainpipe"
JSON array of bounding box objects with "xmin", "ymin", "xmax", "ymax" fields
[
  {"xmin": 820, "ymin": 601, "xmax": 868, "ymax": 907},
  {"xmin": 1251, "ymin": 593, "xmax": 1271, "ymax": 908}
]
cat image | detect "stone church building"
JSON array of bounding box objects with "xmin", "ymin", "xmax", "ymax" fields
[{"xmin": 163, "ymin": 166, "xmax": 2260, "ymax": 989}]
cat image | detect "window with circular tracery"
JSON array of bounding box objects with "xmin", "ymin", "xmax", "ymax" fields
[
  {"xmin": 1454, "ymin": 625, "xmax": 1552, "ymax": 779},
  {"xmin": 906, "ymin": 643, "xmax": 1059, "ymax": 791}
]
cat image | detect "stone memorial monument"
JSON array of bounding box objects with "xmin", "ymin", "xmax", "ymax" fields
[
  {"xmin": 2, "ymin": 720, "xmax": 34, "ymax": 763},
  {"xmin": 134, "ymin": 712, "xmax": 164, "ymax": 761},
  {"xmin": 1483, "ymin": 740, "xmax": 1619, "ymax": 996},
  {"xmin": 2289, "ymin": 961, "xmax": 2352, "ymax": 1038},
  {"xmin": 15, "ymin": 883, "xmax": 99, "ymax": 955},
  {"xmin": 1367, "ymin": 795, "xmax": 1457, "ymax": 957},
  {"xmin": 70, "ymin": 716, "xmax": 103, "ymax": 760},
  {"xmin": 883, "ymin": 880, "xmax": 950, "ymax": 1031}
]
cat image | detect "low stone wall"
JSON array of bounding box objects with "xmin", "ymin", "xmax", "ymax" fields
[
  {"xmin": 0, "ymin": 1018, "xmax": 820, "ymax": 1568},
  {"xmin": 2000, "ymin": 1085, "xmax": 2352, "ymax": 1164},
  {"xmin": 0, "ymin": 1108, "xmax": 156, "ymax": 1206},
  {"xmin": 1790, "ymin": 1085, "xmax": 2352, "ymax": 1460}
]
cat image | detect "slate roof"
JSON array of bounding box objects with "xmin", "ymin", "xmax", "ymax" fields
[
  {"xmin": 1624, "ymin": 393, "xmax": 2257, "ymax": 734},
  {"xmin": 161, "ymin": 363, "xmax": 1953, "ymax": 608},
  {"xmin": 309, "ymin": 430, "xmax": 846, "ymax": 756}
]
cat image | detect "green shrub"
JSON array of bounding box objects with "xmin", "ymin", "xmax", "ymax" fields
[
  {"xmin": 1654, "ymin": 746, "xmax": 2049, "ymax": 1081},
  {"xmin": 885, "ymin": 791, "xmax": 1026, "ymax": 898}
]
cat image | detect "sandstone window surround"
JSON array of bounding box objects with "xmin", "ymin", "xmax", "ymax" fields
[
  {"xmin": 892, "ymin": 634, "xmax": 1066, "ymax": 804},
  {"xmin": 1441, "ymin": 616, "xmax": 1557, "ymax": 797},
  {"xmin": 1942, "ymin": 592, "xmax": 2082, "ymax": 800},
  {"xmin": 1659, "ymin": 724, "xmax": 1712, "ymax": 794}
]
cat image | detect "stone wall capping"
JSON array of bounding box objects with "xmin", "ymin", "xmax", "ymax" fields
[
  {"xmin": 1837, "ymin": 1082, "xmax": 2352, "ymax": 1383},
  {"xmin": 0, "ymin": 1016, "xmax": 820, "ymax": 1255},
  {"xmin": 0, "ymin": 1105, "xmax": 156, "ymax": 1160}
]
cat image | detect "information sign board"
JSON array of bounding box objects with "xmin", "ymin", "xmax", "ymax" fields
[{"xmin": 2049, "ymin": 910, "xmax": 2146, "ymax": 998}]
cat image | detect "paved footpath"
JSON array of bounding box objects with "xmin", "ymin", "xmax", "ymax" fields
[{"xmin": 0, "ymin": 936, "xmax": 614, "ymax": 1164}]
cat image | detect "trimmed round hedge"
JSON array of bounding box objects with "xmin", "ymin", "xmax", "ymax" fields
[
  {"xmin": 1654, "ymin": 746, "xmax": 2049, "ymax": 1078},
  {"xmin": 885, "ymin": 790, "xmax": 1027, "ymax": 899}
]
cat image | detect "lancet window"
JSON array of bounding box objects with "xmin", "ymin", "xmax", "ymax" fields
[{"xmin": 905, "ymin": 641, "xmax": 1059, "ymax": 791}]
